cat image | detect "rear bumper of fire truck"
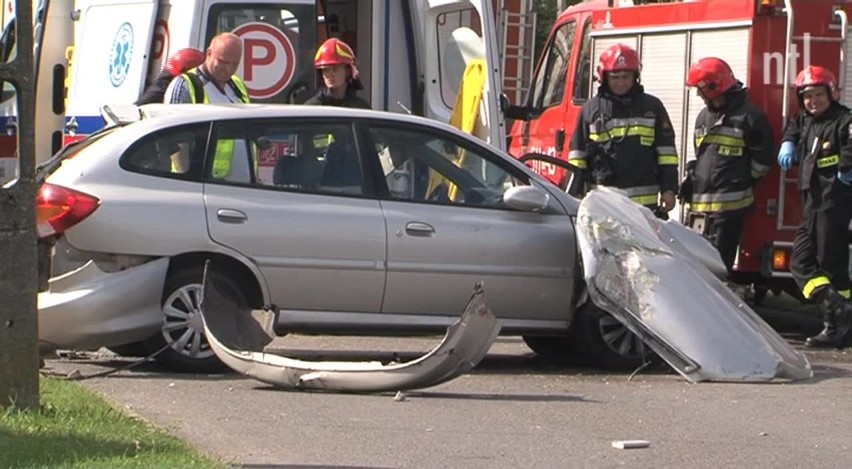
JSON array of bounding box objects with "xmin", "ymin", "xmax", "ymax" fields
[{"xmin": 762, "ymin": 241, "xmax": 852, "ymax": 284}]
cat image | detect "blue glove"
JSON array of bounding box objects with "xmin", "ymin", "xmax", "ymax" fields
[
  {"xmin": 777, "ymin": 141, "xmax": 796, "ymax": 171},
  {"xmin": 838, "ymin": 170, "xmax": 852, "ymax": 185}
]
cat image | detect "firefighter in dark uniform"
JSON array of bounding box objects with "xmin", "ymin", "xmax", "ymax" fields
[
  {"xmin": 681, "ymin": 57, "xmax": 775, "ymax": 273},
  {"xmin": 778, "ymin": 65, "xmax": 852, "ymax": 348},
  {"xmin": 568, "ymin": 43, "xmax": 679, "ymax": 217},
  {"xmin": 305, "ymin": 38, "xmax": 370, "ymax": 109}
]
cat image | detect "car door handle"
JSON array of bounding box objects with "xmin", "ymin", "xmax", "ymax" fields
[
  {"xmin": 217, "ymin": 208, "xmax": 247, "ymax": 224},
  {"xmin": 405, "ymin": 222, "xmax": 435, "ymax": 236}
]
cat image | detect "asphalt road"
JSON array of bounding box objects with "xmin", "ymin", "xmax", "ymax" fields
[{"xmin": 41, "ymin": 304, "xmax": 852, "ymax": 469}]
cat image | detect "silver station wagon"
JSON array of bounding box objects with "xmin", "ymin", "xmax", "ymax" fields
[{"xmin": 36, "ymin": 104, "xmax": 644, "ymax": 372}]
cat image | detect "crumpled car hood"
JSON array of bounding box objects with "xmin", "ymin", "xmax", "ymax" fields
[
  {"xmin": 576, "ymin": 188, "xmax": 812, "ymax": 382},
  {"xmin": 200, "ymin": 269, "xmax": 501, "ymax": 392}
]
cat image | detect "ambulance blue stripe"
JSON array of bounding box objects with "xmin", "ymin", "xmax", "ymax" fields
[
  {"xmin": 0, "ymin": 115, "xmax": 105, "ymax": 135},
  {"xmin": 64, "ymin": 116, "xmax": 108, "ymax": 134}
]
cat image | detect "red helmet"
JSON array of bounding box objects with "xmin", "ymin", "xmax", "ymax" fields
[
  {"xmin": 314, "ymin": 38, "xmax": 359, "ymax": 79},
  {"xmin": 795, "ymin": 65, "xmax": 837, "ymax": 96},
  {"xmin": 596, "ymin": 44, "xmax": 641, "ymax": 80},
  {"xmin": 686, "ymin": 57, "xmax": 737, "ymax": 100}
]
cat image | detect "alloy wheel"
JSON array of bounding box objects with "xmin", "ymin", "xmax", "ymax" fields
[{"xmin": 159, "ymin": 282, "xmax": 215, "ymax": 361}]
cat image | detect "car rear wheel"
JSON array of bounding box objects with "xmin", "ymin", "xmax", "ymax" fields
[
  {"xmin": 573, "ymin": 302, "xmax": 653, "ymax": 371},
  {"xmin": 143, "ymin": 267, "xmax": 246, "ymax": 373}
]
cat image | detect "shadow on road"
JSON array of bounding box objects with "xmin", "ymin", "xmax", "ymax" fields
[{"xmin": 43, "ymin": 296, "xmax": 851, "ymax": 381}]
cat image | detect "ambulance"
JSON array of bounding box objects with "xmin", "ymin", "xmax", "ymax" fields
[
  {"xmin": 0, "ymin": 0, "xmax": 508, "ymax": 184},
  {"xmin": 507, "ymin": 0, "xmax": 852, "ymax": 301}
]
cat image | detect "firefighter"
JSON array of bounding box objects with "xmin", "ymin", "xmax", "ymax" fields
[
  {"xmin": 301, "ymin": 38, "xmax": 370, "ymax": 187},
  {"xmin": 304, "ymin": 38, "xmax": 370, "ymax": 109},
  {"xmin": 681, "ymin": 57, "xmax": 774, "ymax": 273},
  {"xmin": 778, "ymin": 65, "xmax": 852, "ymax": 348},
  {"xmin": 135, "ymin": 48, "xmax": 205, "ymax": 105},
  {"xmin": 567, "ymin": 43, "xmax": 679, "ymax": 217}
]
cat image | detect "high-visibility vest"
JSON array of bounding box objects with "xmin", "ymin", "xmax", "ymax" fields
[{"xmin": 182, "ymin": 71, "xmax": 251, "ymax": 178}]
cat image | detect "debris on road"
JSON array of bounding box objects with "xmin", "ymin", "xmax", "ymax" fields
[
  {"xmin": 611, "ymin": 440, "xmax": 651, "ymax": 449},
  {"xmin": 200, "ymin": 266, "xmax": 501, "ymax": 393}
]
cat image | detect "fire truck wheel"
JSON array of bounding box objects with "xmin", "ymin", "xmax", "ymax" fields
[
  {"xmin": 752, "ymin": 285, "xmax": 768, "ymax": 306},
  {"xmin": 573, "ymin": 302, "xmax": 654, "ymax": 371},
  {"xmin": 143, "ymin": 266, "xmax": 244, "ymax": 373}
]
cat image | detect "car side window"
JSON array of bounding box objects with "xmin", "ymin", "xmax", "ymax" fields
[
  {"xmin": 120, "ymin": 124, "xmax": 208, "ymax": 180},
  {"xmin": 530, "ymin": 21, "xmax": 576, "ymax": 109},
  {"xmin": 209, "ymin": 120, "xmax": 365, "ymax": 195},
  {"xmin": 366, "ymin": 125, "xmax": 526, "ymax": 208}
]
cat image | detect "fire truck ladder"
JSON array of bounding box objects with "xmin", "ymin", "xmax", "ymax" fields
[
  {"xmin": 498, "ymin": 0, "xmax": 536, "ymax": 104},
  {"xmin": 777, "ymin": 0, "xmax": 849, "ymax": 231}
]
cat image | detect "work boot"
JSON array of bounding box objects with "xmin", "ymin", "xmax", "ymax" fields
[{"xmin": 805, "ymin": 287, "xmax": 852, "ymax": 348}]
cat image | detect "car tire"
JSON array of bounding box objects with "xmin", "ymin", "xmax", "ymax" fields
[
  {"xmin": 106, "ymin": 341, "xmax": 148, "ymax": 357},
  {"xmin": 522, "ymin": 335, "xmax": 575, "ymax": 359},
  {"xmin": 573, "ymin": 302, "xmax": 653, "ymax": 371},
  {"xmin": 143, "ymin": 266, "xmax": 246, "ymax": 373}
]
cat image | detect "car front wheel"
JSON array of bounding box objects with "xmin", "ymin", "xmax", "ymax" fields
[
  {"xmin": 143, "ymin": 267, "xmax": 246, "ymax": 373},
  {"xmin": 573, "ymin": 302, "xmax": 653, "ymax": 371}
]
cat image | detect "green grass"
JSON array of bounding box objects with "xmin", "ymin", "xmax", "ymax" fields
[{"xmin": 0, "ymin": 377, "xmax": 225, "ymax": 469}]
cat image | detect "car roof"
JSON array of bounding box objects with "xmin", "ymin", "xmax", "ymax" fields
[{"xmin": 136, "ymin": 103, "xmax": 452, "ymax": 133}]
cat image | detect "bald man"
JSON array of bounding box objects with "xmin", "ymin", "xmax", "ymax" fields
[
  {"xmin": 163, "ymin": 33, "xmax": 252, "ymax": 178},
  {"xmin": 164, "ymin": 33, "xmax": 249, "ymax": 105}
]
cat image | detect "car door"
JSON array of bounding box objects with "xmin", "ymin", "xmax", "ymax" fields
[
  {"xmin": 412, "ymin": 0, "xmax": 505, "ymax": 151},
  {"xmin": 203, "ymin": 117, "xmax": 386, "ymax": 313},
  {"xmin": 363, "ymin": 120, "xmax": 575, "ymax": 322}
]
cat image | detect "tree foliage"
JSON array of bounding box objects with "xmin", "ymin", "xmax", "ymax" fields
[{"xmin": 533, "ymin": 0, "xmax": 583, "ymax": 59}]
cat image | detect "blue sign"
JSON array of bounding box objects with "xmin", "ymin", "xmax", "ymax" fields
[{"xmin": 109, "ymin": 22, "xmax": 134, "ymax": 87}]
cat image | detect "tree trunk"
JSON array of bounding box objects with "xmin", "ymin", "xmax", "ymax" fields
[{"xmin": 0, "ymin": 0, "xmax": 39, "ymax": 410}]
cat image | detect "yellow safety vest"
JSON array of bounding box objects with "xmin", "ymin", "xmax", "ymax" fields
[{"xmin": 182, "ymin": 72, "xmax": 251, "ymax": 178}]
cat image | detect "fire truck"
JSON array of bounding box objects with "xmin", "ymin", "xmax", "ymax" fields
[
  {"xmin": 507, "ymin": 0, "xmax": 852, "ymax": 301},
  {"xmin": 0, "ymin": 0, "xmax": 541, "ymax": 184}
]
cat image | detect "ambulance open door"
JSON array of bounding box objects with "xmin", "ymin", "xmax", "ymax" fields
[{"xmin": 414, "ymin": 0, "xmax": 505, "ymax": 151}]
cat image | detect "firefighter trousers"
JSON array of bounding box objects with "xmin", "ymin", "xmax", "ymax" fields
[
  {"xmin": 701, "ymin": 212, "xmax": 745, "ymax": 273},
  {"xmin": 790, "ymin": 197, "xmax": 852, "ymax": 298}
]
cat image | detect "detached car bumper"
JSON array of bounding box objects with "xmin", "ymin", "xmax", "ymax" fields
[{"xmin": 37, "ymin": 257, "xmax": 169, "ymax": 355}]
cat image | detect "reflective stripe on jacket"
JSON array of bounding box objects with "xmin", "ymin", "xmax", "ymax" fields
[{"xmin": 182, "ymin": 71, "xmax": 251, "ymax": 178}]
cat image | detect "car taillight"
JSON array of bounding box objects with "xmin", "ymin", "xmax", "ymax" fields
[{"xmin": 36, "ymin": 183, "xmax": 100, "ymax": 238}]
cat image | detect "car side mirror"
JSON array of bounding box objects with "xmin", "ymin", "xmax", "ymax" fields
[
  {"xmin": 503, "ymin": 186, "xmax": 550, "ymax": 212},
  {"xmin": 500, "ymin": 92, "xmax": 531, "ymax": 121}
]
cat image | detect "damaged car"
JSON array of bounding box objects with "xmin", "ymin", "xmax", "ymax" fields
[
  {"xmin": 35, "ymin": 103, "xmax": 810, "ymax": 381},
  {"xmin": 36, "ymin": 103, "xmax": 632, "ymax": 373}
]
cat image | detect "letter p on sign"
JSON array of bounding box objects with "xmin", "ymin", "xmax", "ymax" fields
[{"xmin": 234, "ymin": 22, "xmax": 296, "ymax": 100}]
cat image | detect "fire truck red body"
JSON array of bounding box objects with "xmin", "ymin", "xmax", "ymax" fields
[{"xmin": 509, "ymin": 0, "xmax": 852, "ymax": 298}]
